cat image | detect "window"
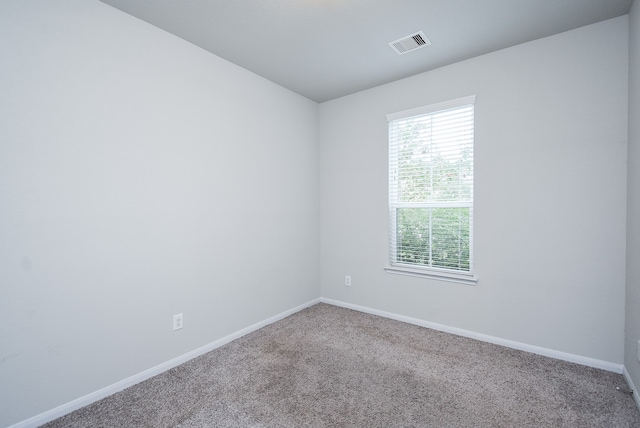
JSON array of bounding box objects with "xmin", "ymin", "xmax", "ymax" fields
[{"xmin": 385, "ymin": 96, "xmax": 477, "ymax": 285}]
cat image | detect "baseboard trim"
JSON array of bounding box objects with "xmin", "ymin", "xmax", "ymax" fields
[
  {"xmin": 623, "ymin": 367, "xmax": 640, "ymax": 412},
  {"xmin": 9, "ymin": 298, "xmax": 321, "ymax": 428},
  {"xmin": 9, "ymin": 296, "xmax": 626, "ymax": 427},
  {"xmin": 320, "ymin": 298, "xmax": 624, "ymax": 374}
]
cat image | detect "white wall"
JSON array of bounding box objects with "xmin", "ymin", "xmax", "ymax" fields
[
  {"xmin": 626, "ymin": 0, "xmax": 640, "ymax": 391},
  {"xmin": 320, "ymin": 17, "xmax": 628, "ymax": 365},
  {"xmin": 0, "ymin": 1, "xmax": 320, "ymax": 426}
]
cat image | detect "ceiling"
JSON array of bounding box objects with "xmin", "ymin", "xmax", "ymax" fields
[{"xmin": 99, "ymin": 0, "xmax": 634, "ymax": 103}]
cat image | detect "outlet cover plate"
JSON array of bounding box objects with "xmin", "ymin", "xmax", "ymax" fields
[{"xmin": 173, "ymin": 313, "xmax": 183, "ymax": 331}]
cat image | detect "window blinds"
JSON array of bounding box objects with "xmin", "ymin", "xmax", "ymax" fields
[{"xmin": 387, "ymin": 96, "xmax": 475, "ymax": 274}]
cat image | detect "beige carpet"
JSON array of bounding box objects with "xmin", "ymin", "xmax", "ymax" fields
[{"xmin": 44, "ymin": 303, "xmax": 640, "ymax": 427}]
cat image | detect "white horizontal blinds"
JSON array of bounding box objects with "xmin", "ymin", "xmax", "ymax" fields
[{"xmin": 388, "ymin": 96, "xmax": 475, "ymax": 273}]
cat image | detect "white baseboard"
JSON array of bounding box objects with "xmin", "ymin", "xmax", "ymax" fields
[
  {"xmin": 10, "ymin": 296, "xmax": 628, "ymax": 427},
  {"xmin": 9, "ymin": 298, "xmax": 321, "ymax": 428},
  {"xmin": 623, "ymin": 367, "xmax": 640, "ymax": 412},
  {"xmin": 320, "ymin": 298, "xmax": 624, "ymax": 374}
]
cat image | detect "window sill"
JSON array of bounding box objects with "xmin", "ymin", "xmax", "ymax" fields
[{"xmin": 384, "ymin": 265, "xmax": 478, "ymax": 286}]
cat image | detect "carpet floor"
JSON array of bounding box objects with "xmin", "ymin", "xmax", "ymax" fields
[{"xmin": 43, "ymin": 303, "xmax": 640, "ymax": 427}]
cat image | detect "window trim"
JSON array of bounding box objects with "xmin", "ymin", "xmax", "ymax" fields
[
  {"xmin": 386, "ymin": 95, "xmax": 477, "ymax": 286},
  {"xmin": 384, "ymin": 265, "xmax": 478, "ymax": 285},
  {"xmin": 386, "ymin": 95, "xmax": 476, "ymax": 122}
]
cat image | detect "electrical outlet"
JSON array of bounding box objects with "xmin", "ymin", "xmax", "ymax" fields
[
  {"xmin": 173, "ymin": 313, "xmax": 183, "ymax": 331},
  {"xmin": 345, "ymin": 275, "xmax": 351, "ymax": 286}
]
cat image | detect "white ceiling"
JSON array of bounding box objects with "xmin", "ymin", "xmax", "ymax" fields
[{"xmin": 99, "ymin": 0, "xmax": 633, "ymax": 103}]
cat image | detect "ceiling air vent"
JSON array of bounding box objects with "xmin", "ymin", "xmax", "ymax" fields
[{"xmin": 389, "ymin": 31, "xmax": 431, "ymax": 55}]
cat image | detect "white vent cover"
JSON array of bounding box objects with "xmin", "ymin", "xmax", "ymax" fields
[{"xmin": 389, "ymin": 31, "xmax": 431, "ymax": 55}]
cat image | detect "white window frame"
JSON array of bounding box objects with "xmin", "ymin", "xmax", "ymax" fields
[{"xmin": 385, "ymin": 96, "xmax": 478, "ymax": 285}]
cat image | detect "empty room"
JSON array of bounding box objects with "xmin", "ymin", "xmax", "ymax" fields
[{"xmin": 1, "ymin": 0, "xmax": 640, "ymax": 426}]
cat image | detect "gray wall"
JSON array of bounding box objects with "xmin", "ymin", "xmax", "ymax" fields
[
  {"xmin": 319, "ymin": 17, "xmax": 629, "ymax": 365},
  {"xmin": 0, "ymin": 1, "xmax": 320, "ymax": 426},
  {"xmin": 627, "ymin": 0, "xmax": 640, "ymax": 392}
]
